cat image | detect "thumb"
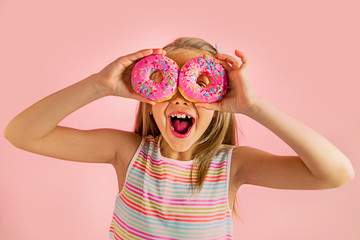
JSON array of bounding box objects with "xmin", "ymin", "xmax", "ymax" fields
[
  {"xmin": 131, "ymin": 93, "xmax": 156, "ymax": 105},
  {"xmin": 113, "ymin": 49, "xmax": 154, "ymax": 70}
]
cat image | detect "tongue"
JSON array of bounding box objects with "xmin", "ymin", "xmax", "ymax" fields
[{"xmin": 173, "ymin": 119, "xmax": 190, "ymax": 134}]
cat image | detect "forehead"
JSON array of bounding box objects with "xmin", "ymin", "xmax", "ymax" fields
[{"xmin": 166, "ymin": 50, "xmax": 214, "ymax": 68}]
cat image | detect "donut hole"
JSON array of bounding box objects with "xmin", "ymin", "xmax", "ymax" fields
[
  {"xmin": 196, "ymin": 74, "xmax": 211, "ymax": 88},
  {"xmin": 149, "ymin": 70, "xmax": 164, "ymax": 83}
]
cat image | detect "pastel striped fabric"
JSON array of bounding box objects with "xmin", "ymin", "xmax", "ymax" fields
[{"xmin": 109, "ymin": 136, "xmax": 234, "ymax": 240}]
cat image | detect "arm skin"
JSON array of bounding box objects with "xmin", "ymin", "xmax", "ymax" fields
[
  {"xmin": 197, "ymin": 50, "xmax": 355, "ymax": 190},
  {"xmin": 3, "ymin": 75, "xmax": 139, "ymax": 165},
  {"xmin": 233, "ymin": 96, "xmax": 355, "ymax": 190},
  {"xmin": 3, "ymin": 48, "xmax": 165, "ymax": 166}
]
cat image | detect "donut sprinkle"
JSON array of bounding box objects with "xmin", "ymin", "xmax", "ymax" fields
[
  {"xmin": 131, "ymin": 55, "xmax": 227, "ymax": 103},
  {"xmin": 178, "ymin": 56, "xmax": 228, "ymax": 102},
  {"xmin": 131, "ymin": 55, "xmax": 178, "ymax": 101}
]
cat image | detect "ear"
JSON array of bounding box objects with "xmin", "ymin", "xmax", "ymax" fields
[{"xmin": 148, "ymin": 104, "xmax": 153, "ymax": 116}]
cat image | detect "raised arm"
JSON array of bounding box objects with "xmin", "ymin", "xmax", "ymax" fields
[
  {"xmin": 233, "ymin": 97, "xmax": 354, "ymax": 189},
  {"xmin": 4, "ymin": 48, "xmax": 164, "ymax": 166},
  {"xmin": 197, "ymin": 50, "xmax": 355, "ymax": 190}
]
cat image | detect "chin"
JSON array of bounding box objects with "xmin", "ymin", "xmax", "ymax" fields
[{"xmin": 163, "ymin": 133, "xmax": 196, "ymax": 153}]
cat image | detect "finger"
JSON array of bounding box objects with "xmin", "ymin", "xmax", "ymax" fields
[
  {"xmin": 204, "ymin": 55, "xmax": 232, "ymax": 72},
  {"xmin": 197, "ymin": 54, "xmax": 232, "ymax": 77},
  {"xmin": 126, "ymin": 48, "xmax": 153, "ymax": 60},
  {"xmin": 216, "ymin": 53, "xmax": 241, "ymax": 69},
  {"xmin": 215, "ymin": 58, "xmax": 232, "ymax": 72},
  {"xmin": 111, "ymin": 49, "xmax": 152, "ymax": 68},
  {"xmin": 152, "ymin": 48, "xmax": 166, "ymax": 56},
  {"xmin": 117, "ymin": 48, "xmax": 165, "ymax": 68},
  {"xmin": 194, "ymin": 102, "xmax": 222, "ymax": 111},
  {"xmin": 234, "ymin": 49, "xmax": 249, "ymax": 71},
  {"xmin": 129, "ymin": 92, "xmax": 156, "ymax": 105}
]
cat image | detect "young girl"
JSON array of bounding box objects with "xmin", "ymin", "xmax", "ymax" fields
[{"xmin": 4, "ymin": 37, "xmax": 355, "ymax": 240}]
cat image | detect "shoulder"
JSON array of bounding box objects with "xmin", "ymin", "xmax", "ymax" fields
[
  {"xmin": 113, "ymin": 133, "xmax": 162, "ymax": 167},
  {"xmin": 210, "ymin": 144, "xmax": 236, "ymax": 165},
  {"xmin": 113, "ymin": 131, "xmax": 142, "ymax": 168},
  {"xmin": 230, "ymin": 145, "xmax": 269, "ymax": 185},
  {"xmin": 143, "ymin": 134, "xmax": 160, "ymax": 146}
]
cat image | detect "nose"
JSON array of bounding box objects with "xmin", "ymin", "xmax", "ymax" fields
[{"xmin": 171, "ymin": 91, "xmax": 191, "ymax": 106}]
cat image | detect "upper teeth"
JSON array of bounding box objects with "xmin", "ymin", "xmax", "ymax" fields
[{"xmin": 171, "ymin": 114, "xmax": 191, "ymax": 119}]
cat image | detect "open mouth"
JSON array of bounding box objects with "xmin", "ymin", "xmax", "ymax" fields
[{"xmin": 169, "ymin": 113, "xmax": 195, "ymax": 137}]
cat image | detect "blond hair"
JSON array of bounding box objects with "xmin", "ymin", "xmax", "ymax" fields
[{"xmin": 126, "ymin": 37, "xmax": 242, "ymax": 219}]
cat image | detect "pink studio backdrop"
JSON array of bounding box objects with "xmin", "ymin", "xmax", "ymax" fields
[{"xmin": 1, "ymin": 0, "xmax": 359, "ymax": 239}]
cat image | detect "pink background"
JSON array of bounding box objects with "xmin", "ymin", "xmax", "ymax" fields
[{"xmin": 1, "ymin": 0, "xmax": 359, "ymax": 239}]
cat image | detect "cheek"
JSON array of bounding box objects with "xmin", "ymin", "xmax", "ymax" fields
[
  {"xmin": 198, "ymin": 110, "xmax": 215, "ymax": 129},
  {"xmin": 151, "ymin": 104, "xmax": 167, "ymax": 128}
]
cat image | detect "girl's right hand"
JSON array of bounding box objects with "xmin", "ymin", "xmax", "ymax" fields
[{"xmin": 94, "ymin": 48, "xmax": 167, "ymax": 104}]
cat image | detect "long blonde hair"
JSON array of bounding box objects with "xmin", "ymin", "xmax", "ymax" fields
[{"xmin": 125, "ymin": 37, "xmax": 242, "ymax": 219}]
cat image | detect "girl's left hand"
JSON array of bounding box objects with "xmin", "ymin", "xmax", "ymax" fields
[{"xmin": 195, "ymin": 50, "xmax": 259, "ymax": 115}]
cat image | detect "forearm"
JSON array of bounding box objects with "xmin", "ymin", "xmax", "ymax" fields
[
  {"xmin": 4, "ymin": 74, "xmax": 107, "ymax": 145},
  {"xmin": 244, "ymin": 96, "xmax": 355, "ymax": 184}
]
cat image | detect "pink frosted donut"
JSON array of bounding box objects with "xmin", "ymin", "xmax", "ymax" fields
[
  {"xmin": 131, "ymin": 54, "xmax": 178, "ymax": 101},
  {"xmin": 178, "ymin": 56, "xmax": 228, "ymax": 103}
]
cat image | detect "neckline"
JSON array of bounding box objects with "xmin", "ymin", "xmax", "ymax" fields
[{"xmin": 156, "ymin": 135, "xmax": 194, "ymax": 165}]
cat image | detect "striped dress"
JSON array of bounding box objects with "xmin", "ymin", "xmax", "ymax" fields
[{"xmin": 109, "ymin": 136, "xmax": 234, "ymax": 240}]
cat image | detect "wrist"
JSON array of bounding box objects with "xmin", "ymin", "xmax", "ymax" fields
[
  {"xmin": 89, "ymin": 73, "xmax": 114, "ymax": 97},
  {"xmin": 241, "ymin": 95, "xmax": 265, "ymax": 118}
]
